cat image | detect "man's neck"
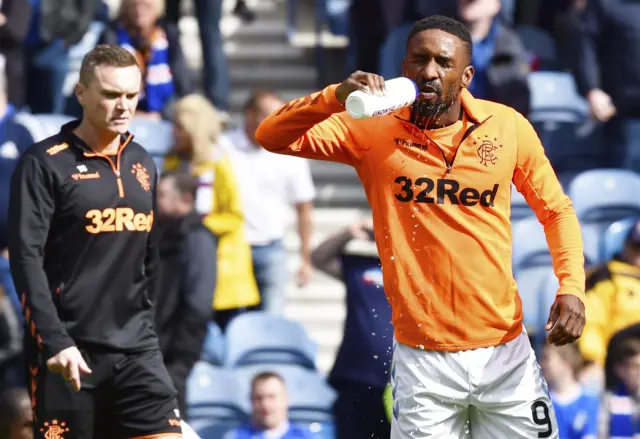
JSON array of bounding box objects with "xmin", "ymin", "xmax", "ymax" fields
[
  {"xmin": 73, "ymin": 120, "xmax": 122, "ymax": 154},
  {"xmin": 467, "ymin": 19, "xmax": 494, "ymax": 42}
]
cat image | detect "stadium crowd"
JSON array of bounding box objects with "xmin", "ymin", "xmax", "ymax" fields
[{"xmin": 0, "ymin": 0, "xmax": 640, "ymax": 438}]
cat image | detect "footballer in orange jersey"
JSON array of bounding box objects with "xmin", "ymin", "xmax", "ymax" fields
[{"xmin": 256, "ymin": 15, "xmax": 585, "ymax": 439}]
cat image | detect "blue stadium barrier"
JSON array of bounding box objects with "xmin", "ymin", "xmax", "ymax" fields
[
  {"xmin": 600, "ymin": 217, "xmax": 639, "ymax": 263},
  {"xmin": 224, "ymin": 312, "xmax": 318, "ymax": 369},
  {"xmin": 201, "ymin": 322, "xmax": 226, "ymax": 366},
  {"xmin": 186, "ymin": 362, "xmax": 250, "ymax": 423},
  {"xmin": 569, "ymin": 169, "xmax": 640, "ymax": 264},
  {"xmin": 236, "ymin": 364, "xmax": 337, "ymax": 424}
]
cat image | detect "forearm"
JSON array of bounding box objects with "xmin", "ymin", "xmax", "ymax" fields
[
  {"xmin": 311, "ymin": 229, "xmax": 352, "ymax": 279},
  {"xmin": 543, "ymin": 206, "xmax": 586, "ymax": 301},
  {"xmin": 297, "ymin": 202, "xmax": 313, "ymax": 264}
]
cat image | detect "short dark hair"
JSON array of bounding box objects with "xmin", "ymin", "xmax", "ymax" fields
[
  {"xmin": 244, "ymin": 88, "xmax": 281, "ymax": 112},
  {"xmin": 0, "ymin": 388, "xmax": 29, "ymax": 439},
  {"xmin": 161, "ymin": 170, "xmax": 199, "ymax": 200},
  {"xmin": 251, "ymin": 371, "xmax": 285, "ymax": 393},
  {"xmin": 79, "ymin": 44, "xmax": 139, "ymax": 86},
  {"xmin": 406, "ymin": 15, "xmax": 473, "ymax": 64}
]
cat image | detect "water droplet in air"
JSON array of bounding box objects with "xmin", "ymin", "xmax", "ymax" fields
[
  {"xmin": 419, "ymin": 344, "xmax": 425, "ymax": 350},
  {"xmin": 373, "ymin": 355, "xmax": 379, "ymax": 359}
]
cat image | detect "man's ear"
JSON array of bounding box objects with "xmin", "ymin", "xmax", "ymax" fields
[
  {"xmin": 461, "ymin": 65, "xmax": 474, "ymax": 89},
  {"xmin": 75, "ymin": 83, "xmax": 85, "ymax": 106}
]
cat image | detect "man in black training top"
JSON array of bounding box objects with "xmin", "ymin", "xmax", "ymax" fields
[{"xmin": 7, "ymin": 44, "xmax": 183, "ymax": 439}]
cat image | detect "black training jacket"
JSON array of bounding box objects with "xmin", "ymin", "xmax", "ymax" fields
[{"xmin": 8, "ymin": 120, "xmax": 159, "ymax": 359}]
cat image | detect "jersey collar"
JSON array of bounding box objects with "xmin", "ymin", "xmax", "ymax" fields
[{"xmin": 61, "ymin": 119, "xmax": 134, "ymax": 154}]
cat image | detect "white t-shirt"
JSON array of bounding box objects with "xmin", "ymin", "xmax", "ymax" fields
[{"xmin": 221, "ymin": 128, "xmax": 315, "ymax": 245}]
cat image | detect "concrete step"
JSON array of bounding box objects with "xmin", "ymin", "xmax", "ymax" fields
[
  {"xmin": 230, "ymin": 65, "xmax": 317, "ymax": 88},
  {"xmin": 225, "ymin": 41, "xmax": 308, "ymax": 64},
  {"xmin": 309, "ymin": 161, "xmax": 360, "ymax": 183},
  {"xmin": 231, "ymin": 19, "xmax": 290, "ymax": 44},
  {"xmin": 229, "ymin": 88, "xmax": 312, "ymax": 111}
]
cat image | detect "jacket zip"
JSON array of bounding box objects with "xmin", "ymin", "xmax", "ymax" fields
[
  {"xmin": 437, "ymin": 120, "xmax": 488, "ymax": 174},
  {"xmin": 83, "ymin": 134, "xmax": 132, "ymax": 198}
]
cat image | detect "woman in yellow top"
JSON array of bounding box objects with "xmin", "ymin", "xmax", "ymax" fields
[{"xmin": 164, "ymin": 94, "xmax": 260, "ymax": 327}]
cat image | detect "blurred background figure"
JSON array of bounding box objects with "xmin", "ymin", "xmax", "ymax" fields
[
  {"xmin": 0, "ymin": 388, "xmax": 31, "ymax": 439},
  {"xmin": 456, "ymin": 0, "xmax": 530, "ymax": 115},
  {"xmin": 156, "ymin": 170, "xmax": 218, "ymax": 415},
  {"xmin": 600, "ymin": 325, "xmax": 640, "ymax": 438},
  {"xmin": 311, "ymin": 217, "xmax": 392, "ymax": 439},
  {"xmin": 223, "ymin": 372, "xmax": 313, "ymax": 439},
  {"xmin": 100, "ymin": 0, "xmax": 193, "ymax": 120},
  {"xmin": 579, "ymin": 219, "xmax": 640, "ymax": 380},
  {"xmin": 0, "ymin": 0, "xmax": 31, "ymax": 109},
  {"xmin": 165, "ymin": 0, "xmax": 230, "ymax": 111},
  {"xmin": 221, "ymin": 89, "xmax": 315, "ymax": 315},
  {"xmin": 24, "ymin": 0, "xmax": 96, "ymax": 114},
  {"xmin": 540, "ymin": 343, "xmax": 599, "ymax": 439},
  {"xmin": 164, "ymin": 94, "xmax": 260, "ymax": 330},
  {"xmin": 573, "ymin": 0, "xmax": 640, "ymax": 171}
]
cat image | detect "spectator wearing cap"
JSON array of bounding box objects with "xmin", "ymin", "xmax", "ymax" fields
[{"xmin": 579, "ymin": 220, "xmax": 640, "ymax": 370}]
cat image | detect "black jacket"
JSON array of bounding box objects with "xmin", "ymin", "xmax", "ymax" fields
[
  {"xmin": 8, "ymin": 120, "xmax": 159, "ymax": 359},
  {"xmin": 38, "ymin": 0, "xmax": 97, "ymax": 47},
  {"xmin": 0, "ymin": 0, "xmax": 31, "ymax": 107},
  {"xmin": 156, "ymin": 211, "xmax": 217, "ymax": 412}
]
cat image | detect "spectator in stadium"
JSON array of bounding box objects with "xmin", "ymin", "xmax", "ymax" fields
[
  {"xmin": 311, "ymin": 217, "xmax": 393, "ymax": 439},
  {"xmin": 24, "ymin": 0, "xmax": 96, "ymax": 114},
  {"xmin": 599, "ymin": 327, "xmax": 640, "ymax": 438},
  {"xmin": 99, "ymin": 0, "xmax": 193, "ymax": 120},
  {"xmin": 155, "ymin": 170, "xmax": 217, "ymax": 416},
  {"xmin": 0, "ymin": 67, "xmax": 34, "ymax": 253},
  {"xmin": 540, "ymin": 343, "xmax": 599, "ymax": 439},
  {"xmin": 0, "ymin": 0, "xmax": 31, "ymax": 109},
  {"xmin": 0, "ymin": 262, "xmax": 23, "ymax": 391},
  {"xmin": 164, "ymin": 94, "xmax": 260, "ymax": 330},
  {"xmin": 0, "ymin": 388, "xmax": 31, "ymax": 439},
  {"xmin": 574, "ymin": 0, "xmax": 640, "ymax": 171},
  {"xmin": 221, "ymin": 89, "xmax": 315, "ymax": 314},
  {"xmin": 457, "ymin": 0, "xmax": 530, "ymax": 115},
  {"xmin": 578, "ymin": 219, "xmax": 640, "ymax": 370},
  {"xmin": 165, "ymin": 0, "xmax": 230, "ymax": 110},
  {"xmin": 223, "ymin": 372, "xmax": 313, "ymax": 439}
]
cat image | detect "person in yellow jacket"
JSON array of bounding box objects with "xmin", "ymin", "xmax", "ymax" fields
[
  {"xmin": 164, "ymin": 94, "xmax": 260, "ymax": 328},
  {"xmin": 579, "ymin": 219, "xmax": 640, "ymax": 368}
]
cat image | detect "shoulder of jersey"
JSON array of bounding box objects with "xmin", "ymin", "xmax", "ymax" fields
[
  {"xmin": 23, "ymin": 132, "xmax": 72, "ymax": 160},
  {"xmin": 472, "ymin": 96, "xmax": 522, "ymax": 119}
]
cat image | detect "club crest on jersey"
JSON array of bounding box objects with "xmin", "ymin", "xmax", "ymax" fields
[
  {"xmin": 476, "ymin": 135, "xmax": 502, "ymax": 167},
  {"xmin": 132, "ymin": 163, "xmax": 151, "ymax": 192}
]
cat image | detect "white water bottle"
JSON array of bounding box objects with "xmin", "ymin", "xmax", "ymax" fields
[{"xmin": 345, "ymin": 77, "xmax": 418, "ymax": 119}]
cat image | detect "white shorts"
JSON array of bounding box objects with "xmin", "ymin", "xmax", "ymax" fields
[{"xmin": 390, "ymin": 329, "xmax": 558, "ymax": 439}]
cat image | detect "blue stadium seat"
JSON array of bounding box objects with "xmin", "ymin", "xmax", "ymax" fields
[
  {"xmin": 527, "ymin": 72, "xmax": 602, "ymax": 173},
  {"xmin": 128, "ymin": 118, "xmax": 174, "ymax": 171},
  {"xmin": 600, "ymin": 217, "xmax": 639, "ymax": 263},
  {"xmin": 190, "ymin": 421, "xmax": 240, "ymax": 439},
  {"xmin": 516, "ymin": 25, "xmax": 558, "ymax": 70},
  {"xmin": 569, "ymin": 169, "xmax": 640, "ymax": 264},
  {"xmin": 224, "ymin": 312, "xmax": 318, "ymax": 369},
  {"xmin": 236, "ymin": 364, "xmax": 337, "ymax": 424},
  {"xmin": 201, "ymin": 322, "xmax": 226, "ymax": 365},
  {"xmin": 512, "ymin": 217, "xmax": 555, "ymax": 333},
  {"xmin": 378, "ymin": 23, "xmax": 413, "ymax": 80},
  {"xmin": 186, "ymin": 362, "xmax": 250, "ymax": 423},
  {"xmin": 30, "ymin": 114, "xmax": 74, "ymax": 141}
]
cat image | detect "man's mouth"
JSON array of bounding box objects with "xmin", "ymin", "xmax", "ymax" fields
[{"xmin": 419, "ymin": 86, "xmax": 439, "ymax": 100}]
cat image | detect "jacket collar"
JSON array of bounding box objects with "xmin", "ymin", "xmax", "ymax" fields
[{"xmin": 61, "ymin": 119, "xmax": 134, "ymax": 154}]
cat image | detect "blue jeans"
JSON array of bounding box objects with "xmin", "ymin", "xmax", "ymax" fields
[
  {"xmin": 604, "ymin": 117, "xmax": 640, "ymax": 172},
  {"xmin": 251, "ymin": 240, "xmax": 288, "ymax": 314},
  {"xmin": 26, "ymin": 40, "xmax": 70, "ymax": 114}
]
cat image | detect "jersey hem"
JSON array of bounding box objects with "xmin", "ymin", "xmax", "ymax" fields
[{"xmin": 394, "ymin": 325, "xmax": 523, "ymax": 352}]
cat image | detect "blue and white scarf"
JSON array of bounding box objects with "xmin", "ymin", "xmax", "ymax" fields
[
  {"xmin": 116, "ymin": 25, "xmax": 175, "ymax": 113},
  {"xmin": 605, "ymin": 386, "xmax": 640, "ymax": 439}
]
